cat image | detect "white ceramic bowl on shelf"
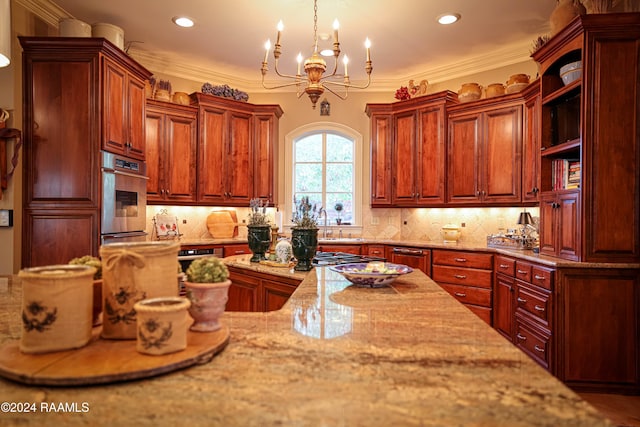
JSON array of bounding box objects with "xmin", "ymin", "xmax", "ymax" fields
[{"xmin": 560, "ymin": 61, "xmax": 582, "ymax": 86}]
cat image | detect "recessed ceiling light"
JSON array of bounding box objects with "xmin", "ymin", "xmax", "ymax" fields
[
  {"xmin": 172, "ymin": 16, "xmax": 194, "ymax": 28},
  {"xmin": 437, "ymin": 13, "xmax": 461, "ymax": 25}
]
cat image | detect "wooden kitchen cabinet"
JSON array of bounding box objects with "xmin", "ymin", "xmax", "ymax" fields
[
  {"xmin": 19, "ymin": 37, "xmax": 151, "ymax": 267},
  {"xmin": 431, "ymin": 249, "xmax": 493, "ymax": 324},
  {"xmin": 223, "ymin": 244, "xmax": 251, "ymax": 257},
  {"xmin": 522, "ymin": 80, "xmax": 541, "ymax": 203},
  {"xmin": 447, "ymin": 99, "xmax": 523, "ymax": 205},
  {"xmin": 145, "ymin": 99, "xmax": 198, "ymax": 204},
  {"xmin": 533, "ymin": 13, "xmax": 640, "ymax": 262},
  {"xmin": 493, "ymin": 255, "xmax": 516, "ymax": 340},
  {"xmin": 102, "ymin": 57, "xmax": 147, "ymax": 160},
  {"xmin": 366, "ymin": 91, "xmax": 456, "ymax": 207},
  {"xmin": 227, "ymin": 266, "xmax": 301, "ymax": 312},
  {"xmin": 388, "ymin": 246, "xmax": 431, "ymax": 276},
  {"xmin": 316, "ymin": 244, "xmax": 362, "ymax": 255},
  {"xmin": 191, "ymin": 93, "xmax": 282, "ymax": 206},
  {"xmin": 364, "ymin": 105, "xmax": 393, "ymax": 206},
  {"xmin": 539, "ymin": 190, "xmax": 580, "ymax": 260}
]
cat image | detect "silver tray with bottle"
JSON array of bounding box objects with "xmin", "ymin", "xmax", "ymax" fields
[{"xmin": 486, "ymin": 234, "xmax": 538, "ymax": 250}]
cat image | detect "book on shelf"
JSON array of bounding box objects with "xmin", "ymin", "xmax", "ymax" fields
[{"xmin": 552, "ymin": 158, "xmax": 580, "ymax": 190}]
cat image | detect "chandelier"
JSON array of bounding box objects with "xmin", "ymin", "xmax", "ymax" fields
[{"xmin": 260, "ymin": 0, "xmax": 372, "ymax": 109}]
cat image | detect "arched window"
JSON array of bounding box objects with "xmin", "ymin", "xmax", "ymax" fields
[{"xmin": 284, "ymin": 123, "xmax": 363, "ymax": 229}]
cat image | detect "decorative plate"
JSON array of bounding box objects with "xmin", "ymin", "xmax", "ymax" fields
[{"xmin": 329, "ymin": 262, "xmax": 413, "ymax": 288}]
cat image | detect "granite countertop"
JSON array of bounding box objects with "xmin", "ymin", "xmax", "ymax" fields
[
  {"xmin": 0, "ymin": 265, "xmax": 610, "ymax": 426},
  {"xmin": 179, "ymin": 237, "xmax": 640, "ymax": 269}
]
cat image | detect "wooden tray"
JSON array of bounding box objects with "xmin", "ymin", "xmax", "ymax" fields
[{"xmin": 0, "ymin": 325, "xmax": 229, "ymax": 386}]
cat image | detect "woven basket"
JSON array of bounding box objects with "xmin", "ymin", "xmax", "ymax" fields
[
  {"xmin": 99, "ymin": 241, "xmax": 180, "ymax": 339},
  {"xmin": 19, "ymin": 265, "xmax": 96, "ymax": 354}
]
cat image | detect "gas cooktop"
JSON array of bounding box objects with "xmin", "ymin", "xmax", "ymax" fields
[{"xmin": 312, "ymin": 251, "xmax": 386, "ymax": 266}]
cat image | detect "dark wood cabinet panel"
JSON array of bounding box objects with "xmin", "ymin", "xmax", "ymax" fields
[
  {"xmin": 146, "ymin": 100, "xmax": 197, "ymax": 204},
  {"xmin": 366, "ymin": 109, "xmax": 393, "ymax": 206},
  {"xmin": 533, "ymin": 13, "xmax": 640, "ymax": 263},
  {"xmin": 23, "ymin": 210, "xmax": 99, "ymax": 267},
  {"xmin": 227, "ymin": 266, "xmax": 301, "ymax": 312},
  {"xmin": 366, "ymin": 92, "xmax": 454, "ymax": 208},
  {"xmin": 388, "ymin": 246, "xmax": 431, "ymax": 276},
  {"xmin": 448, "ymin": 102, "xmax": 522, "ymax": 205},
  {"xmin": 223, "ymin": 244, "xmax": 251, "ymax": 257},
  {"xmin": 494, "ymin": 272, "xmax": 515, "ymax": 340},
  {"xmin": 192, "ymin": 93, "xmax": 282, "ymax": 206},
  {"xmin": 522, "ymin": 81, "xmax": 541, "ymax": 202},
  {"xmin": 317, "ymin": 244, "xmax": 362, "ymax": 255},
  {"xmin": 20, "ymin": 37, "xmax": 152, "ymax": 267},
  {"xmin": 556, "ymin": 268, "xmax": 639, "ymax": 392}
]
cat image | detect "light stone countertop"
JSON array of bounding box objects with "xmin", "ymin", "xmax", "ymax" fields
[{"xmin": 0, "ymin": 263, "xmax": 610, "ymax": 426}]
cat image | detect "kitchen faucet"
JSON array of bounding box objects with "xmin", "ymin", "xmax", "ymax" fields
[{"xmin": 319, "ymin": 208, "xmax": 329, "ymax": 238}]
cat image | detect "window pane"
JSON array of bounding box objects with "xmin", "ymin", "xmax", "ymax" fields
[
  {"xmin": 327, "ymin": 193, "xmax": 352, "ymax": 224},
  {"xmin": 326, "ymin": 134, "xmax": 353, "ymax": 162},
  {"xmin": 295, "ymin": 135, "xmax": 322, "ymax": 162},
  {"xmin": 295, "ymin": 163, "xmax": 322, "ymax": 192},
  {"xmin": 326, "ymin": 164, "xmax": 352, "ymax": 192},
  {"xmin": 292, "ymin": 193, "xmax": 322, "ymax": 224}
]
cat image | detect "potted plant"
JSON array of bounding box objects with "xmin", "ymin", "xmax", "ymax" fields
[
  {"xmin": 291, "ymin": 196, "xmax": 320, "ymax": 271},
  {"xmin": 334, "ymin": 202, "xmax": 344, "ymax": 225},
  {"xmin": 247, "ymin": 198, "xmax": 272, "ymax": 262},
  {"xmin": 183, "ymin": 257, "xmax": 231, "ymax": 332},
  {"xmin": 69, "ymin": 255, "xmax": 103, "ymax": 326}
]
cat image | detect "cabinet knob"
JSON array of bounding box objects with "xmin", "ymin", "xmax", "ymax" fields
[
  {"xmin": 499, "ymin": 264, "xmax": 509, "ymax": 269},
  {"xmin": 517, "ymin": 269, "xmax": 527, "ymax": 275}
]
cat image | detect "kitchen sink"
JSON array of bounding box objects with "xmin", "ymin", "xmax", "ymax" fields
[{"xmin": 320, "ymin": 237, "xmax": 364, "ymax": 242}]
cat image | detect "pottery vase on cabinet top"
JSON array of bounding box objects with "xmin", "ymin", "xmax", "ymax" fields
[{"xmin": 550, "ymin": 0, "xmax": 587, "ymax": 36}]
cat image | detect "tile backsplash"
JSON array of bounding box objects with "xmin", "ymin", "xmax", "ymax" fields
[{"xmin": 147, "ymin": 205, "xmax": 539, "ymax": 244}]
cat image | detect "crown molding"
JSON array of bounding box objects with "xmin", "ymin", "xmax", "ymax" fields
[
  {"xmin": 24, "ymin": 0, "xmax": 535, "ymax": 94},
  {"xmin": 16, "ymin": 0, "xmax": 68, "ymax": 27}
]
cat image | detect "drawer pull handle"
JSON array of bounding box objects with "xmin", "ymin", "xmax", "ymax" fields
[
  {"xmin": 235, "ymin": 250, "xmax": 245, "ymax": 254},
  {"xmin": 393, "ymin": 248, "xmax": 423, "ymax": 255},
  {"xmin": 517, "ymin": 297, "xmax": 527, "ymax": 303},
  {"xmin": 454, "ymin": 292, "xmax": 466, "ymax": 298},
  {"xmin": 454, "ymin": 274, "xmax": 467, "ymax": 279},
  {"xmin": 534, "ymin": 305, "xmax": 545, "ymax": 312},
  {"xmin": 516, "ymin": 333, "xmax": 527, "ymax": 341},
  {"xmin": 454, "ymin": 258, "xmax": 467, "ymax": 262},
  {"xmin": 534, "ymin": 345, "xmax": 545, "ymax": 353},
  {"xmin": 534, "ymin": 275, "xmax": 545, "ymax": 280},
  {"xmin": 517, "ymin": 269, "xmax": 527, "ymax": 275},
  {"xmin": 499, "ymin": 264, "xmax": 509, "ymax": 269}
]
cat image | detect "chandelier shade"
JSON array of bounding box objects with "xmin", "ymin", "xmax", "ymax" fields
[{"xmin": 260, "ymin": 0, "xmax": 372, "ymax": 109}]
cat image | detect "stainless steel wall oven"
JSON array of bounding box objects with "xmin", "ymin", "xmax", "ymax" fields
[{"xmin": 101, "ymin": 151, "xmax": 148, "ymax": 244}]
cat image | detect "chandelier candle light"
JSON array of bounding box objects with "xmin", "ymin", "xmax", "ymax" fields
[{"xmin": 261, "ymin": 0, "xmax": 373, "ymax": 109}]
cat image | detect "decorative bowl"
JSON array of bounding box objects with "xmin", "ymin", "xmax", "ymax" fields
[
  {"xmin": 329, "ymin": 262, "xmax": 413, "ymax": 288},
  {"xmin": 560, "ymin": 61, "xmax": 582, "ymax": 86}
]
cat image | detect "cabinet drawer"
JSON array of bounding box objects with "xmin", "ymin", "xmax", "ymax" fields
[
  {"xmin": 495, "ymin": 256, "xmax": 515, "ymax": 277},
  {"xmin": 439, "ymin": 283, "xmax": 492, "ymax": 308},
  {"xmin": 432, "ymin": 265, "xmax": 492, "ymax": 288},
  {"xmin": 366, "ymin": 245, "xmax": 385, "ymax": 257},
  {"xmin": 515, "ymin": 260, "xmax": 532, "ymax": 282},
  {"xmin": 465, "ymin": 304, "xmax": 492, "ymax": 326},
  {"xmin": 432, "ymin": 250, "xmax": 493, "ymax": 269},
  {"xmin": 531, "ymin": 265, "xmax": 554, "ymax": 291},
  {"xmin": 515, "ymin": 316, "xmax": 551, "ymax": 370},
  {"xmin": 515, "ymin": 282, "xmax": 551, "ymax": 326}
]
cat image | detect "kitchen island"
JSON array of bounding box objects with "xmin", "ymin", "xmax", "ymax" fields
[{"xmin": 0, "ymin": 258, "xmax": 609, "ymax": 426}]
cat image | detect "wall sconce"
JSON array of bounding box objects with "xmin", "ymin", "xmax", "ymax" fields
[{"xmin": 0, "ymin": 0, "xmax": 11, "ymax": 67}]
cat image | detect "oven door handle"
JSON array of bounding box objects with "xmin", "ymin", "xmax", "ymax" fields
[
  {"xmin": 101, "ymin": 231, "xmax": 148, "ymax": 239},
  {"xmin": 178, "ymin": 254, "xmax": 221, "ymax": 261},
  {"xmin": 113, "ymin": 169, "xmax": 149, "ymax": 180}
]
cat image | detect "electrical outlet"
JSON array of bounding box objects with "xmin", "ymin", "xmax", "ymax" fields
[
  {"xmin": 461, "ymin": 222, "xmax": 465, "ymax": 227},
  {"xmin": 183, "ymin": 219, "xmax": 187, "ymax": 224},
  {"xmin": 371, "ymin": 217, "xmax": 379, "ymax": 225}
]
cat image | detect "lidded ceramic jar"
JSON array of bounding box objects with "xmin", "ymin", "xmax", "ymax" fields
[{"xmin": 441, "ymin": 224, "xmax": 462, "ymax": 243}]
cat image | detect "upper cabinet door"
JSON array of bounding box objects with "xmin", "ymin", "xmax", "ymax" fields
[
  {"xmin": 416, "ymin": 104, "xmax": 447, "ymax": 205},
  {"xmin": 481, "ymin": 105, "xmax": 522, "ymax": 204},
  {"xmin": 392, "ymin": 110, "xmax": 418, "ymax": 204},
  {"xmin": 448, "ymin": 112, "xmax": 482, "ymax": 204},
  {"xmin": 366, "ymin": 108, "xmax": 393, "ymax": 207},
  {"xmin": 226, "ymin": 111, "xmax": 253, "ymax": 204}
]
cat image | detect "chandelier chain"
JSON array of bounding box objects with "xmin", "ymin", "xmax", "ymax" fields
[{"xmin": 313, "ymin": 0, "xmax": 318, "ymax": 51}]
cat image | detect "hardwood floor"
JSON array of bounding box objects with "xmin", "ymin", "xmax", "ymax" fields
[{"xmin": 578, "ymin": 393, "xmax": 640, "ymax": 427}]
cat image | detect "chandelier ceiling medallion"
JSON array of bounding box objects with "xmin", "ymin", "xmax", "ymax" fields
[{"xmin": 260, "ymin": 0, "xmax": 372, "ymax": 109}]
